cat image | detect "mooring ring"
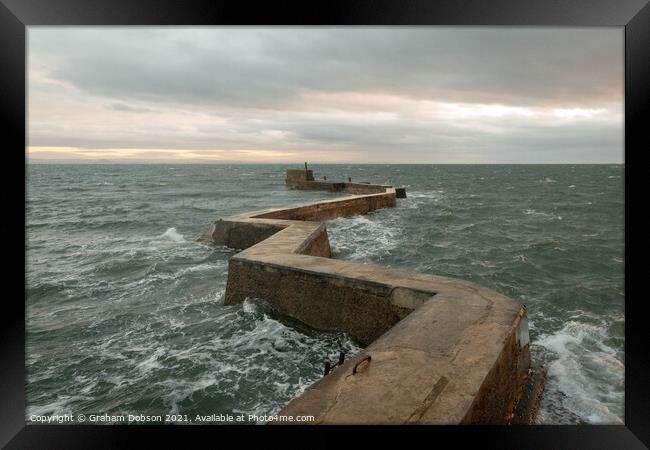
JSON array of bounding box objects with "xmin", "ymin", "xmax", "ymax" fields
[{"xmin": 352, "ymin": 355, "xmax": 372, "ymax": 375}]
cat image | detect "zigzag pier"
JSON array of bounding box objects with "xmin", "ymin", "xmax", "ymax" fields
[{"xmin": 199, "ymin": 167, "xmax": 545, "ymax": 424}]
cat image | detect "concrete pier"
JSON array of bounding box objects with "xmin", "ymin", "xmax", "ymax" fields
[{"xmin": 200, "ymin": 169, "xmax": 540, "ymax": 424}]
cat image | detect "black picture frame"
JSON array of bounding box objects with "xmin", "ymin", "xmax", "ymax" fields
[{"xmin": 2, "ymin": 0, "xmax": 647, "ymax": 447}]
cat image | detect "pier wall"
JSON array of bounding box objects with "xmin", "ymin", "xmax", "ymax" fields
[
  {"xmin": 200, "ymin": 174, "xmax": 535, "ymax": 424},
  {"xmin": 285, "ymin": 168, "xmax": 389, "ymax": 195},
  {"xmin": 285, "ymin": 168, "xmax": 314, "ymax": 187}
]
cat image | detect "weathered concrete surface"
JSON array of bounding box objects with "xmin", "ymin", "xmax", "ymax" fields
[
  {"xmin": 275, "ymin": 275, "xmax": 530, "ymax": 424},
  {"xmin": 285, "ymin": 172, "xmax": 391, "ymax": 195},
  {"xmin": 285, "ymin": 169, "xmax": 314, "ymax": 188},
  {"xmin": 200, "ymin": 176, "xmax": 533, "ymax": 424}
]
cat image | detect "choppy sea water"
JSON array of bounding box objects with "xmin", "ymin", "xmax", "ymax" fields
[{"xmin": 26, "ymin": 164, "xmax": 624, "ymax": 424}]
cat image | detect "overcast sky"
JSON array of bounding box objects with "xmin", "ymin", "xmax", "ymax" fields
[{"xmin": 27, "ymin": 27, "xmax": 623, "ymax": 163}]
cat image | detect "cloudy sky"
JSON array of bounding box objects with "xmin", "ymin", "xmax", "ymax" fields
[{"xmin": 28, "ymin": 27, "xmax": 623, "ymax": 163}]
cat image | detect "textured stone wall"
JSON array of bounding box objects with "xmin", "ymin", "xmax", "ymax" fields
[
  {"xmin": 285, "ymin": 169, "xmax": 314, "ymax": 188},
  {"xmin": 224, "ymin": 257, "xmax": 412, "ymax": 345},
  {"xmin": 277, "ymin": 283, "xmax": 530, "ymax": 424},
  {"xmin": 254, "ymin": 192, "xmax": 395, "ymax": 221},
  {"xmin": 201, "ymin": 175, "xmax": 534, "ymax": 424}
]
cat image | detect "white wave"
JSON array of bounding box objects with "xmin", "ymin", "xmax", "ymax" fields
[
  {"xmin": 160, "ymin": 227, "xmax": 186, "ymax": 243},
  {"xmin": 158, "ymin": 373, "xmax": 219, "ymax": 415},
  {"xmin": 401, "ymin": 190, "xmax": 444, "ymax": 209},
  {"xmin": 27, "ymin": 396, "xmax": 79, "ymax": 418},
  {"xmin": 135, "ymin": 346, "xmax": 166, "ymax": 374},
  {"xmin": 327, "ymin": 215, "xmax": 398, "ymax": 261},
  {"xmin": 536, "ymin": 320, "xmax": 624, "ymax": 424},
  {"xmin": 167, "ymin": 316, "xmax": 186, "ymax": 330},
  {"xmin": 27, "ymin": 292, "xmax": 359, "ymax": 422},
  {"xmin": 523, "ymin": 209, "xmax": 551, "ymax": 217},
  {"xmin": 242, "ymin": 299, "xmax": 258, "ymax": 314},
  {"xmin": 523, "ymin": 209, "xmax": 562, "ymax": 221},
  {"xmin": 147, "ymin": 298, "xmax": 361, "ymax": 418},
  {"xmin": 407, "ymin": 190, "xmax": 444, "ymax": 199},
  {"xmin": 188, "ymin": 260, "xmax": 228, "ymax": 273}
]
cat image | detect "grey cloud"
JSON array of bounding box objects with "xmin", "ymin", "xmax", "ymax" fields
[
  {"xmin": 30, "ymin": 27, "xmax": 622, "ymax": 109},
  {"xmin": 108, "ymin": 103, "xmax": 154, "ymax": 113},
  {"xmin": 27, "ymin": 27, "xmax": 623, "ymax": 163},
  {"xmin": 28, "ymin": 102, "xmax": 622, "ymax": 163}
]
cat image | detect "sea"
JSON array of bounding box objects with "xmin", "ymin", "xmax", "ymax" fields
[{"xmin": 26, "ymin": 164, "xmax": 624, "ymax": 424}]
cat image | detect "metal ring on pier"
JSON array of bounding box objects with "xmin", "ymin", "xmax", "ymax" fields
[{"xmin": 352, "ymin": 355, "xmax": 372, "ymax": 375}]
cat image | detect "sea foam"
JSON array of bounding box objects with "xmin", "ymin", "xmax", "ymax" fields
[{"xmin": 160, "ymin": 227, "xmax": 186, "ymax": 243}]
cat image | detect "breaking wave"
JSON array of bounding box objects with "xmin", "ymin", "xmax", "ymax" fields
[
  {"xmin": 160, "ymin": 227, "xmax": 186, "ymax": 243},
  {"xmin": 327, "ymin": 214, "xmax": 399, "ymax": 262},
  {"xmin": 535, "ymin": 320, "xmax": 624, "ymax": 424}
]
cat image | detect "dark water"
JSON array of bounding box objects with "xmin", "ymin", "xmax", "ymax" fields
[{"xmin": 26, "ymin": 164, "xmax": 624, "ymax": 424}]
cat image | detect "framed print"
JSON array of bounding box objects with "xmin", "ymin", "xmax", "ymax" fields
[{"xmin": 2, "ymin": 0, "xmax": 648, "ymax": 447}]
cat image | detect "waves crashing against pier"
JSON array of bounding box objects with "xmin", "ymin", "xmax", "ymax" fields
[{"xmin": 200, "ymin": 168, "xmax": 543, "ymax": 424}]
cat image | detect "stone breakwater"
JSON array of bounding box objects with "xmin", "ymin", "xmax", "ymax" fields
[{"xmin": 199, "ymin": 171, "xmax": 541, "ymax": 424}]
